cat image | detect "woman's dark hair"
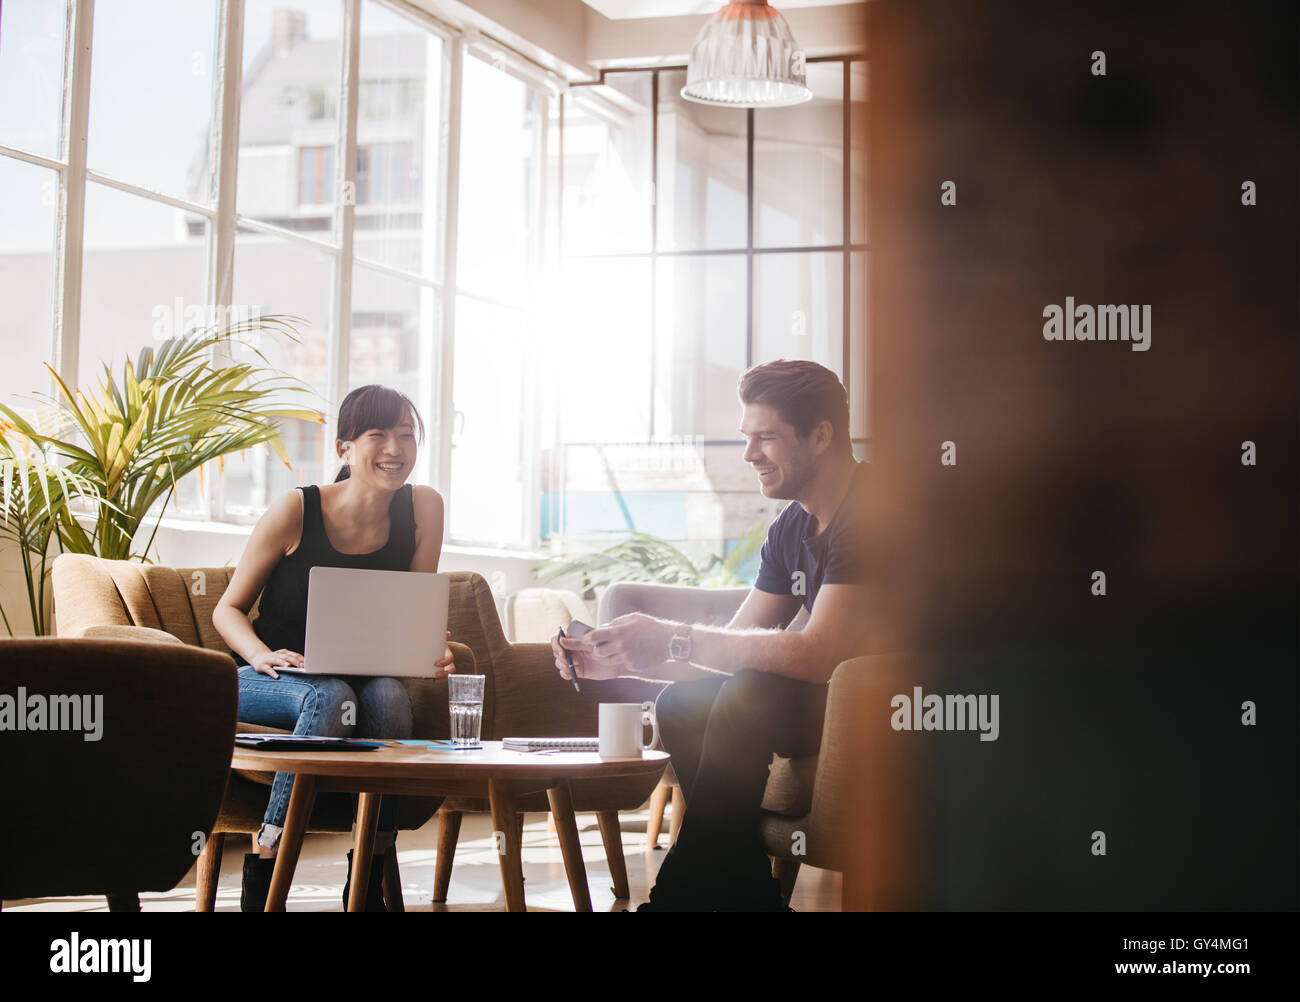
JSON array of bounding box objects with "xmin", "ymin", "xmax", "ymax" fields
[{"xmin": 333, "ymin": 384, "xmax": 426, "ymax": 482}]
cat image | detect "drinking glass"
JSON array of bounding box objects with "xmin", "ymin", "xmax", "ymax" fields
[{"xmin": 448, "ymin": 674, "xmax": 485, "ymax": 747}]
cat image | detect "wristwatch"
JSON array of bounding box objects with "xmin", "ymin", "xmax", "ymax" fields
[{"xmin": 668, "ymin": 624, "xmax": 693, "ymax": 662}]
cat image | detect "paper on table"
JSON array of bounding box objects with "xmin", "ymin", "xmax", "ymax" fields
[{"xmin": 386, "ymin": 739, "xmax": 481, "ymax": 749}]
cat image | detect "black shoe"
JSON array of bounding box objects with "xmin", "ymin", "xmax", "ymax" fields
[
  {"xmin": 241, "ymin": 853, "xmax": 276, "ymax": 913},
  {"xmin": 342, "ymin": 849, "xmax": 388, "ymax": 912},
  {"xmin": 636, "ymin": 896, "xmax": 791, "ymax": 912},
  {"xmin": 636, "ymin": 886, "xmax": 709, "ymax": 912},
  {"xmin": 638, "ymin": 873, "xmax": 786, "ymax": 912}
]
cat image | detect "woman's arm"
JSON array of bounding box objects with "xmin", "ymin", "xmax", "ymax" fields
[
  {"xmin": 409, "ymin": 485, "xmax": 454, "ymax": 678},
  {"xmin": 409, "ymin": 485, "xmax": 445, "ymax": 574},
  {"xmin": 213, "ymin": 489, "xmax": 304, "ymax": 673}
]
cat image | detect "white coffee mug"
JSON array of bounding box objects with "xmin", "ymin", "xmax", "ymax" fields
[{"xmin": 598, "ymin": 701, "xmax": 659, "ymax": 759}]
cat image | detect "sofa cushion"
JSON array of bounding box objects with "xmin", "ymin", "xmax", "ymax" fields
[
  {"xmin": 760, "ymin": 754, "xmax": 819, "ymax": 817},
  {"xmin": 80, "ymin": 624, "xmax": 185, "ymax": 645}
]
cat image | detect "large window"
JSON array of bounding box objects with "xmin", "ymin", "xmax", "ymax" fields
[{"xmin": 0, "ymin": 0, "xmax": 865, "ymax": 555}]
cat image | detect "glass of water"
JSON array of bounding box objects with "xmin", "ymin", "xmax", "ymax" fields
[{"xmin": 448, "ymin": 674, "xmax": 485, "ymax": 748}]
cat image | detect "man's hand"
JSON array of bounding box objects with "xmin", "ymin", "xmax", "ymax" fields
[
  {"xmin": 552, "ymin": 630, "xmax": 620, "ymax": 682},
  {"xmin": 584, "ymin": 613, "xmax": 678, "ymax": 675}
]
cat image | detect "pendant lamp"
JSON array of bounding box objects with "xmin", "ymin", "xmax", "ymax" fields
[{"xmin": 681, "ymin": 0, "xmax": 813, "ymax": 108}]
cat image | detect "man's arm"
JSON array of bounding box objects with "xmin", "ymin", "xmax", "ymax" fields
[
  {"xmin": 583, "ymin": 583, "xmax": 870, "ymax": 685},
  {"xmin": 726, "ymin": 586, "xmax": 803, "ymax": 631},
  {"xmin": 552, "ymin": 587, "xmax": 802, "ymax": 685},
  {"xmin": 623, "ymin": 587, "xmax": 804, "ymax": 683},
  {"xmin": 688, "ymin": 583, "xmax": 870, "ymax": 684}
]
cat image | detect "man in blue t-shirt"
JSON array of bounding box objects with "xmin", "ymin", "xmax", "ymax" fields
[{"xmin": 551, "ymin": 359, "xmax": 872, "ymax": 910}]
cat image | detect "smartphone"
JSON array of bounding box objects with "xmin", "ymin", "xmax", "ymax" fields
[{"xmin": 565, "ymin": 619, "xmax": 593, "ymax": 640}]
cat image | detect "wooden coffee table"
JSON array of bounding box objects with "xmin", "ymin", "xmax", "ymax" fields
[{"xmin": 229, "ymin": 741, "xmax": 669, "ymax": 912}]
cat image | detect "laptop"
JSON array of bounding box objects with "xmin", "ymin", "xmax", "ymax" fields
[{"xmin": 284, "ymin": 566, "xmax": 451, "ymax": 677}]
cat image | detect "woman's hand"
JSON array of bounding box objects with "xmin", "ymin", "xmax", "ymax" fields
[
  {"xmin": 434, "ymin": 630, "xmax": 455, "ymax": 681},
  {"xmin": 251, "ymin": 648, "xmax": 304, "ymax": 680}
]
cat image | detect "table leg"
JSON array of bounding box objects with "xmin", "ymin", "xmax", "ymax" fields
[
  {"xmin": 596, "ymin": 810, "xmax": 630, "ymax": 900},
  {"xmin": 488, "ymin": 779, "xmax": 526, "ymax": 912},
  {"xmin": 195, "ymin": 832, "xmax": 224, "ymax": 912},
  {"xmin": 348, "ymin": 792, "xmax": 381, "ymax": 912},
  {"xmin": 266, "ymin": 773, "xmax": 316, "ymax": 912},
  {"xmin": 547, "ymin": 780, "xmax": 593, "ymax": 912}
]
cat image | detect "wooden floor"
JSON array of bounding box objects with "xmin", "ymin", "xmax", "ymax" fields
[{"xmin": 4, "ymin": 807, "xmax": 842, "ymax": 912}]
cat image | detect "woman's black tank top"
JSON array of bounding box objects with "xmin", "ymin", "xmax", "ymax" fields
[{"xmin": 233, "ymin": 483, "xmax": 417, "ymax": 667}]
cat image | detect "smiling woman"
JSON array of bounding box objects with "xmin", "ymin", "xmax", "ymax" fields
[{"xmin": 211, "ymin": 381, "xmax": 450, "ymax": 912}]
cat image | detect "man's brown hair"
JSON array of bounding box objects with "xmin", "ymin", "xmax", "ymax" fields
[{"xmin": 738, "ymin": 359, "xmax": 853, "ymax": 456}]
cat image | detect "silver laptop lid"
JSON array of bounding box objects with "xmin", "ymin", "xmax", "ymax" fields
[{"xmin": 300, "ymin": 567, "xmax": 450, "ymax": 677}]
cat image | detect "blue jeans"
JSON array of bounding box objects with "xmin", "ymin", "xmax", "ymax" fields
[{"xmin": 236, "ymin": 668, "xmax": 413, "ymax": 850}]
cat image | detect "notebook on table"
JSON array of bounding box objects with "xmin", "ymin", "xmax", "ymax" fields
[
  {"xmin": 502, "ymin": 737, "xmax": 599, "ymax": 752},
  {"xmin": 235, "ymin": 734, "xmax": 383, "ymax": 752}
]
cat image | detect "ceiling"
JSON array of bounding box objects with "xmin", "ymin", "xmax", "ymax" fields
[{"xmin": 580, "ymin": 0, "xmax": 865, "ymax": 20}]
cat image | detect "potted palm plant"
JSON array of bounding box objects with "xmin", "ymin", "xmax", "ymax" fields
[{"xmin": 0, "ymin": 317, "xmax": 323, "ymax": 634}]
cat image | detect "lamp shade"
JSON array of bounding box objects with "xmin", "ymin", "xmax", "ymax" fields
[{"xmin": 682, "ymin": 0, "xmax": 813, "ymax": 108}]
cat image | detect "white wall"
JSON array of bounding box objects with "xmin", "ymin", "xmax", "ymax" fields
[{"xmin": 0, "ymin": 546, "xmax": 43, "ymax": 638}]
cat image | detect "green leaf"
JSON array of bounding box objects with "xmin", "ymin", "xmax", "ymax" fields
[{"xmin": 3, "ymin": 318, "xmax": 321, "ymax": 564}]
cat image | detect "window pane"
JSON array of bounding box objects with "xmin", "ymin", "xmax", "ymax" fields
[
  {"xmin": 349, "ymin": 263, "xmax": 436, "ymax": 487},
  {"xmin": 656, "ymin": 68, "xmax": 746, "ymax": 252},
  {"xmin": 752, "ymin": 251, "xmax": 843, "ymax": 377},
  {"xmin": 850, "ymin": 61, "xmax": 867, "ymax": 246},
  {"xmin": 450, "ymin": 295, "xmax": 531, "ymax": 546},
  {"xmin": 232, "ymin": 232, "xmax": 334, "ymax": 396},
  {"xmin": 754, "ymin": 62, "xmax": 843, "ymax": 248},
  {"xmin": 0, "ymin": 157, "xmax": 58, "ymax": 403},
  {"xmin": 88, "ymin": 0, "xmax": 217, "ymax": 202},
  {"xmin": 78, "ymin": 182, "xmax": 206, "ymax": 390},
  {"xmin": 457, "ymin": 53, "xmax": 545, "ymax": 304},
  {"xmin": 0, "ymin": 0, "xmax": 67, "ymax": 159},
  {"xmin": 353, "ymin": 0, "xmax": 443, "ymax": 278},
  {"xmin": 222, "ymin": 232, "xmax": 335, "ymax": 514},
  {"xmin": 297, "ymin": 145, "xmax": 334, "ymax": 205},
  {"xmin": 654, "ymin": 255, "xmax": 747, "ymax": 441},
  {"xmin": 562, "ymin": 72, "xmax": 652, "ymax": 256},
  {"xmin": 554, "ymin": 257, "xmax": 652, "ymax": 442},
  {"xmin": 239, "ymin": 1, "xmax": 343, "ymax": 235}
]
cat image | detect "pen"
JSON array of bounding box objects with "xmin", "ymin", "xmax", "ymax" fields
[{"xmin": 558, "ymin": 626, "xmax": 581, "ymax": 693}]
